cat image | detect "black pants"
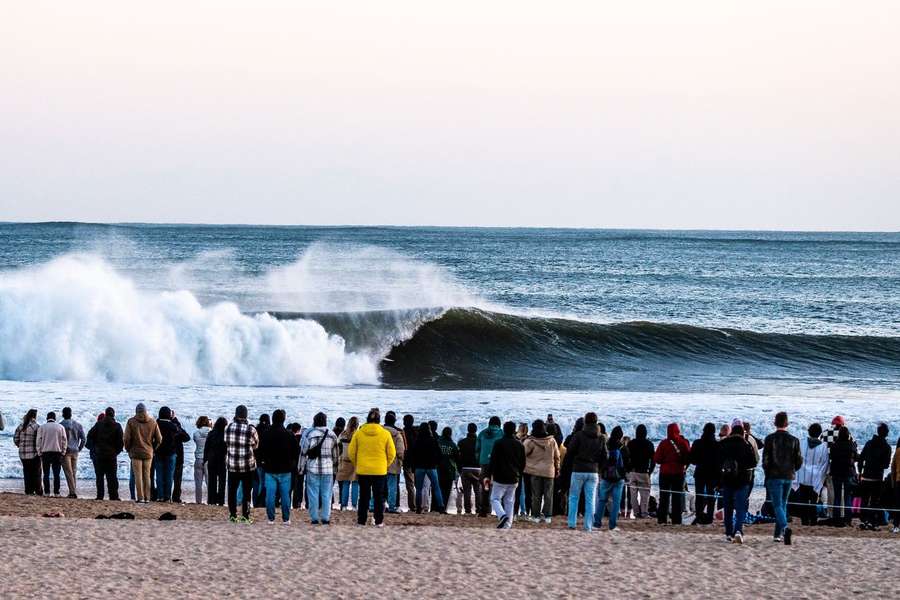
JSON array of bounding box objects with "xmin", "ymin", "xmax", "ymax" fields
[
  {"xmin": 694, "ymin": 478, "xmax": 717, "ymax": 524},
  {"xmin": 291, "ymin": 471, "xmax": 305, "ymax": 509},
  {"xmin": 41, "ymin": 452, "xmax": 63, "ymax": 495},
  {"xmin": 357, "ymin": 474, "xmax": 386, "ymax": 525},
  {"xmin": 893, "ymin": 486, "xmax": 900, "ymax": 528},
  {"xmin": 478, "ymin": 465, "xmax": 491, "ymax": 516},
  {"xmin": 437, "ymin": 469, "xmax": 454, "ymax": 514},
  {"xmin": 858, "ymin": 479, "xmax": 882, "ymax": 525},
  {"xmin": 795, "ymin": 483, "xmax": 819, "ymax": 525},
  {"xmin": 460, "ymin": 469, "xmax": 482, "ymax": 514},
  {"xmin": 657, "ymin": 474, "xmax": 685, "ymax": 524},
  {"xmin": 22, "ymin": 457, "xmax": 43, "ymax": 495},
  {"xmin": 172, "ymin": 450, "xmax": 184, "ymax": 503},
  {"xmin": 227, "ymin": 471, "xmax": 254, "ymax": 519},
  {"xmin": 208, "ymin": 463, "xmax": 226, "ymax": 505},
  {"xmin": 95, "ymin": 456, "xmax": 120, "ymax": 500}
]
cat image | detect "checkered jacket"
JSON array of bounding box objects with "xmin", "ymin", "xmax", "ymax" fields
[
  {"xmin": 13, "ymin": 421, "xmax": 40, "ymax": 460},
  {"xmin": 225, "ymin": 419, "xmax": 259, "ymax": 473},
  {"xmin": 300, "ymin": 427, "xmax": 339, "ymax": 476},
  {"xmin": 821, "ymin": 426, "xmax": 854, "ymax": 448}
]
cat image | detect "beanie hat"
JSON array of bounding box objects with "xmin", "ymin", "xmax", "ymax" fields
[
  {"xmin": 731, "ymin": 418, "xmax": 743, "ymax": 429},
  {"xmin": 135, "ymin": 403, "xmax": 146, "ymax": 414},
  {"xmin": 831, "ymin": 415, "xmax": 845, "ymax": 427}
]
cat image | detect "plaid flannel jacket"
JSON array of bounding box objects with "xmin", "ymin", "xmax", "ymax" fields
[
  {"xmin": 14, "ymin": 421, "xmax": 40, "ymax": 460},
  {"xmin": 225, "ymin": 419, "xmax": 259, "ymax": 473},
  {"xmin": 300, "ymin": 427, "xmax": 339, "ymax": 476}
]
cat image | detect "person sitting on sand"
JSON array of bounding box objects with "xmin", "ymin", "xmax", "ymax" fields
[
  {"xmin": 36, "ymin": 412, "xmax": 68, "ymax": 497},
  {"xmin": 123, "ymin": 403, "xmax": 161, "ymax": 504},
  {"xmin": 87, "ymin": 407, "xmax": 124, "ymax": 501},
  {"xmin": 719, "ymin": 424, "xmax": 757, "ymax": 544},
  {"xmin": 409, "ymin": 422, "xmax": 445, "ymax": 513},
  {"xmin": 337, "ymin": 417, "xmax": 360, "ymax": 511},
  {"xmin": 794, "ymin": 423, "xmax": 829, "ymax": 526},
  {"xmin": 564, "ymin": 412, "xmax": 606, "ymax": 532},
  {"xmin": 383, "ymin": 411, "xmax": 406, "ymax": 514},
  {"xmin": 13, "ymin": 409, "xmax": 42, "ymax": 496},
  {"xmin": 457, "ymin": 423, "xmax": 482, "ymax": 515},
  {"xmin": 225, "ymin": 405, "xmax": 259, "ymax": 523},
  {"xmin": 483, "ymin": 421, "xmax": 526, "ymax": 529},
  {"xmin": 348, "ymin": 408, "xmax": 396, "ymax": 527},
  {"xmin": 763, "ymin": 411, "xmax": 802, "ymax": 543},
  {"xmin": 301, "ymin": 412, "xmax": 339, "ymax": 525},
  {"xmin": 626, "ymin": 424, "xmax": 655, "ymax": 519},
  {"xmin": 653, "ymin": 423, "xmax": 691, "ymax": 525},
  {"xmin": 476, "ymin": 416, "xmax": 503, "ymax": 517},
  {"xmin": 523, "ymin": 419, "xmax": 560, "ymax": 524}
]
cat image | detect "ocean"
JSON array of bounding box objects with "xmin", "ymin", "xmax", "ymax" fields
[{"xmin": 1, "ymin": 223, "xmax": 898, "ymax": 480}]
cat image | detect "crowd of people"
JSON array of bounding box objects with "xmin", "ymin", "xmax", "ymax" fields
[{"xmin": 8, "ymin": 405, "xmax": 900, "ymax": 542}]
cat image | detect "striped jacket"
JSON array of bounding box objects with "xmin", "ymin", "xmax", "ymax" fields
[{"xmin": 224, "ymin": 419, "xmax": 259, "ymax": 473}]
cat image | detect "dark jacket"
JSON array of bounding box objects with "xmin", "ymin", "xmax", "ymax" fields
[
  {"xmin": 690, "ymin": 434, "xmax": 723, "ymax": 482},
  {"xmin": 653, "ymin": 424, "xmax": 691, "ymax": 477},
  {"xmin": 627, "ymin": 437, "xmax": 655, "ymax": 475},
  {"xmin": 203, "ymin": 429, "xmax": 227, "ymax": 468},
  {"xmin": 156, "ymin": 419, "xmax": 189, "ymax": 458},
  {"xmin": 457, "ymin": 433, "xmax": 479, "ymax": 469},
  {"xmin": 858, "ymin": 435, "xmax": 891, "ymax": 481},
  {"xmin": 601, "ymin": 438, "xmax": 630, "ymax": 482},
  {"xmin": 564, "ymin": 424, "xmax": 607, "ymax": 474},
  {"xmin": 259, "ymin": 424, "xmax": 301, "ymax": 474},
  {"xmin": 87, "ymin": 417, "xmax": 124, "ymax": 461},
  {"xmin": 408, "ymin": 434, "xmax": 442, "ymax": 470},
  {"xmin": 437, "ymin": 436, "xmax": 460, "ymax": 479},
  {"xmin": 829, "ymin": 439, "xmax": 856, "ymax": 480},
  {"xmin": 762, "ymin": 430, "xmax": 803, "ymax": 480},
  {"xmin": 484, "ymin": 434, "xmax": 526, "ymax": 485},
  {"xmin": 719, "ymin": 434, "xmax": 758, "ymax": 487}
]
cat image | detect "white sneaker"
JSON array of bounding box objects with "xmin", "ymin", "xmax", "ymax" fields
[
  {"xmin": 543, "ymin": 517, "xmax": 552, "ymax": 525},
  {"xmin": 773, "ymin": 536, "xmax": 784, "ymax": 543},
  {"xmin": 608, "ymin": 527, "xmax": 619, "ymax": 533},
  {"xmin": 892, "ymin": 527, "xmax": 899, "ymax": 534},
  {"xmin": 282, "ymin": 520, "xmax": 291, "ymax": 527},
  {"xmin": 732, "ymin": 533, "xmax": 743, "ymax": 545},
  {"xmin": 267, "ymin": 520, "xmax": 275, "ymax": 525}
]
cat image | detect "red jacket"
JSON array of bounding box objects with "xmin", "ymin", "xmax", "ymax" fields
[{"xmin": 653, "ymin": 423, "xmax": 691, "ymax": 477}]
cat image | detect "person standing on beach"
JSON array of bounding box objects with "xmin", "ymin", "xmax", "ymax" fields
[
  {"xmin": 794, "ymin": 423, "xmax": 829, "ymax": 526},
  {"xmin": 153, "ymin": 406, "xmax": 185, "ymax": 502},
  {"xmin": 225, "ymin": 405, "xmax": 259, "ymax": 523},
  {"xmin": 763, "ymin": 411, "xmax": 803, "ymax": 543},
  {"xmin": 258, "ymin": 409, "xmax": 299, "ymax": 525},
  {"xmin": 476, "ymin": 416, "xmax": 503, "ymax": 517},
  {"xmin": 86, "ymin": 407, "xmax": 124, "ymax": 500},
  {"xmin": 828, "ymin": 426, "xmax": 856, "ymax": 526},
  {"xmin": 653, "ymin": 423, "xmax": 691, "ymax": 525},
  {"xmin": 820, "ymin": 416, "xmax": 852, "ymax": 519},
  {"xmin": 301, "ymin": 412, "xmax": 339, "ymax": 525},
  {"xmin": 123, "ymin": 403, "xmax": 161, "ymax": 503},
  {"xmin": 595, "ymin": 425, "xmax": 630, "ymax": 531},
  {"xmin": 204, "ymin": 417, "xmax": 228, "ymax": 506},
  {"xmin": 857, "ymin": 422, "xmax": 891, "ymax": 530},
  {"xmin": 626, "ymin": 424, "xmax": 655, "ymax": 519},
  {"xmin": 401, "ymin": 414, "xmax": 418, "ymax": 512},
  {"xmin": 565, "ymin": 412, "xmax": 606, "ymax": 532},
  {"xmin": 13, "ymin": 409, "xmax": 42, "ymax": 496},
  {"xmin": 483, "ymin": 421, "xmax": 526, "ymax": 529},
  {"xmin": 59, "ymin": 407, "xmax": 86, "ymax": 499},
  {"xmin": 523, "ymin": 419, "xmax": 560, "ymax": 523},
  {"xmin": 36, "ymin": 412, "xmax": 67, "ymax": 497},
  {"xmin": 409, "ymin": 422, "xmax": 445, "ymax": 513},
  {"xmin": 383, "ymin": 411, "xmax": 406, "ymax": 513},
  {"xmin": 689, "ymin": 423, "xmax": 722, "ymax": 525},
  {"xmin": 170, "ymin": 410, "xmax": 189, "ymax": 503},
  {"xmin": 192, "ymin": 416, "xmax": 211, "ymax": 504},
  {"xmin": 348, "ymin": 408, "xmax": 396, "ymax": 527},
  {"xmin": 437, "ymin": 427, "xmax": 460, "ymax": 514},
  {"xmin": 456, "ymin": 423, "xmax": 483, "ymax": 515},
  {"xmin": 890, "ymin": 437, "xmax": 900, "ymax": 533},
  {"xmin": 337, "ymin": 417, "xmax": 360, "ymax": 510},
  {"xmin": 719, "ymin": 424, "xmax": 757, "ymax": 544}
]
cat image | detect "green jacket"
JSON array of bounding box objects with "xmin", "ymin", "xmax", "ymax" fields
[{"xmin": 475, "ymin": 425, "xmax": 503, "ymax": 466}]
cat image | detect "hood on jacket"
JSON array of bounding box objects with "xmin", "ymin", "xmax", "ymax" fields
[
  {"xmin": 483, "ymin": 425, "xmax": 502, "ymax": 439},
  {"xmin": 134, "ymin": 412, "xmax": 150, "ymax": 424},
  {"xmin": 582, "ymin": 424, "xmax": 600, "ymax": 438},
  {"xmin": 808, "ymin": 437, "xmax": 823, "ymax": 449},
  {"xmin": 635, "ymin": 424, "xmax": 648, "ymax": 440},
  {"xmin": 666, "ymin": 423, "xmax": 681, "ymax": 439},
  {"xmin": 359, "ymin": 423, "xmax": 383, "ymax": 436}
]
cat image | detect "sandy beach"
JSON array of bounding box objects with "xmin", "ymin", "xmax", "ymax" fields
[{"xmin": 0, "ymin": 493, "xmax": 896, "ymax": 599}]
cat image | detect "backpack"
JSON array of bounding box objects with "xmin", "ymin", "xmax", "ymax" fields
[
  {"xmin": 721, "ymin": 456, "xmax": 739, "ymax": 483},
  {"xmin": 604, "ymin": 447, "xmax": 625, "ymax": 481},
  {"xmin": 305, "ymin": 431, "xmax": 328, "ymax": 460}
]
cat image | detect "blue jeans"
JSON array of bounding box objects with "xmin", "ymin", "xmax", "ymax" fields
[
  {"xmin": 568, "ymin": 472, "xmax": 599, "ymax": 531},
  {"xmin": 386, "ymin": 473, "xmax": 400, "ymax": 511},
  {"xmin": 766, "ymin": 478, "xmax": 792, "ymax": 538},
  {"xmin": 722, "ymin": 484, "xmax": 750, "ymax": 537},
  {"xmin": 594, "ymin": 478, "xmax": 625, "ymax": 529},
  {"xmin": 154, "ymin": 454, "xmax": 176, "ymax": 501},
  {"xmin": 339, "ymin": 480, "xmax": 359, "ymax": 509},
  {"xmin": 306, "ymin": 473, "xmax": 334, "ymax": 524},
  {"xmin": 415, "ymin": 468, "xmax": 445, "ymax": 512},
  {"xmin": 264, "ymin": 472, "xmax": 292, "ymax": 522}
]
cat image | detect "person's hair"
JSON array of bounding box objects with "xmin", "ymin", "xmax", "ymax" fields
[
  {"xmin": 418, "ymin": 422, "xmax": 432, "ymax": 438},
  {"xmin": 213, "ymin": 417, "xmax": 228, "ymax": 433},
  {"xmin": 467, "ymin": 422, "xmax": 477, "ymax": 434},
  {"xmin": 598, "ymin": 422, "xmax": 607, "ymax": 435},
  {"xmin": 196, "ymin": 415, "xmax": 211, "ymax": 429},
  {"xmin": 272, "ymin": 409, "xmax": 286, "ymax": 425},
  {"xmin": 838, "ymin": 426, "xmax": 850, "ymax": 442},
  {"xmin": 47, "ymin": 411, "xmax": 56, "ymax": 421},
  {"xmin": 572, "ymin": 417, "xmax": 584, "ymax": 433},
  {"xmin": 289, "ymin": 423, "xmax": 302, "ymax": 434},
  {"xmin": 517, "ymin": 423, "xmax": 528, "ymax": 434},
  {"xmin": 702, "ymin": 422, "xmax": 716, "ymax": 438},
  {"xmin": 743, "ymin": 421, "xmax": 752, "ymax": 432},
  {"xmin": 105, "ymin": 407, "xmax": 115, "ymax": 419},
  {"xmin": 610, "ymin": 425, "xmax": 623, "ymax": 443},
  {"xmin": 531, "ymin": 419, "xmax": 547, "ymax": 437},
  {"xmin": 62, "ymin": 407, "xmax": 72, "ymax": 419},
  {"xmin": 258, "ymin": 414, "xmax": 271, "ymax": 426},
  {"xmin": 346, "ymin": 416, "xmax": 359, "ymax": 435},
  {"xmin": 503, "ymin": 421, "xmax": 517, "ymax": 436},
  {"xmin": 719, "ymin": 424, "xmax": 731, "ymax": 437},
  {"xmin": 158, "ymin": 406, "xmax": 171, "ymax": 420},
  {"xmin": 877, "ymin": 422, "xmax": 889, "ymax": 438},
  {"xmin": 333, "ymin": 417, "xmax": 346, "ymax": 433},
  {"xmin": 808, "ymin": 423, "xmax": 822, "ymax": 438},
  {"xmin": 403, "ymin": 414, "xmax": 414, "ymax": 427},
  {"xmin": 774, "ymin": 412, "xmax": 788, "ymax": 428},
  {"xmin": 23, "ymin": 409, "xmax": 37, "ymax": 424},
  {"xmin": 731, "ymin": 424, "xmax": 745, "ymax": 437},
  {"xmin": 235, "ymin": 405, "xmax": 248, "ymax": 419},
  {"xmin": 441, "ymin": 426, "xmax": 452, "ymax": 440},
  {"xmin": 367, "ymin": 408, "xmax": 381, "ymax": 424},
  {"xmin": 488, "ymin": 416, "xmax": 501, "ymax": 427},
  {"xmin": 635, "ymin": 423, "xmax": 647, "ymax": 439},
  {"xmin": 96, "ymin": 413, "xmax": 104, "ymax": 422},
  {"xmin": 584, "ymin": 412, "xmax": 598, "ymax": 426},
  {"xmin": 313, "ymin": 412, "xmax": 327, "ymax": 427},
  {"xmin": 426, "ymin": 420, "xmax": 436, "ymax": 433},
  {"xmin": 384, "ymin": 411, "xmax": 396, "ymax": 426}
]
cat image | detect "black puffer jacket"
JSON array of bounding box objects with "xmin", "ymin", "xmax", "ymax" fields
[
  {"xmin": 627, "ymin": 428, "xmax": 655, "ymax": 475},
  {"xmin": 484, "ymin": 434, "xmax": 525, "ymax": 485},
  {"xmin": 690, "ymin": 434, "xmax": 723, "ymax": 481},
  {"xmin": 89, "ymin": 417, "xmax": 124, "ymax": 461},
  {"xmin": 858, "ymin": 435, "xmax": 891, "ymax": 480},
  {"xmin": 408, "ymin": 434, "xmax": 442, "ymax": 470},
  {"xmin": 564, "ymin": 424, "xmax": 607, "ymax": 474},
  {"xmin": 457, "ymin": 433, "xmax": 479, "ymax": 469}
]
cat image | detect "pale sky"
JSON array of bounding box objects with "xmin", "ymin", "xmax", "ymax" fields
[{"xmin": 1, "ymin": 1, "xmax": 898, "ymax": 229}]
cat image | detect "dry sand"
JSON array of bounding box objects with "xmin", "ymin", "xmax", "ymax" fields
[{"xmin": 0, "ymin": 493, "xmax": 896, "ymax": 599}]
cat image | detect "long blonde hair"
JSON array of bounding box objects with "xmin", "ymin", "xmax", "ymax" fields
[{"xmin": 345, "ymin": 416, "xmax": 359, "ymax": 436}]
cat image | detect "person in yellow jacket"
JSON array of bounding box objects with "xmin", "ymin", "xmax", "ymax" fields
[{"xmin": 348, "ymin": 407, "xmax": 396, "ymax": 527}]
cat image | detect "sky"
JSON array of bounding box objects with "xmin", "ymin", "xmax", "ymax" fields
[{"xmin": 1, "ymin": 1, "xmax": 898, "ymax": 230}]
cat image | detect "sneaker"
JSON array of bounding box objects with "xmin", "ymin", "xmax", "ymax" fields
[
  {"xmin": 241, "ymin": 516, "xmax": 254, "ymax": 524},
  {"xmin": 543, "ymin": 517, "xmax": 552, "ymax": 525},
  {"xmin": 732, "ymin": 532, "xmax": 743, "ymax": 545},
  {"xmin": 282, "ymin": 520, "xmax": 291, "ymax": 527},
  {"xmin": 608, "ymin": 527, "xmax": 619, "ymax": 533},
  {"xmin": 267, "ymin": 520, "xmax": 275, "ymax": 525},
  {"xmin": 892, "ymin": 527, "xmax": 899, "ymax": 534},
  {"xmin": 229, "ymin": 516, "xmax": 239, "ymax": 523},
  {"xmin": 311, "ymin": 520, "xmax": 320, "ymax": 525},
  {"xmin": 725, "ymin": 535, "xmax": 733, "ymax": 543},
  {"xmin": 67, "ymin": 494, "xmax": 77, "ymax": 499},
  {"xmin": 321, "ymin": 521, "xmax": 330, "ymax": 525},
  {"xmin": 375, "ymin": 523, "xmax": 384, "ymax": 528},
  {"xmin": 773, "ymin": 535, "xmax": 784, "ymax": 543},
  {"xmin": 497, "ymin": 515, "xmax": 510, "ymax": 529}
]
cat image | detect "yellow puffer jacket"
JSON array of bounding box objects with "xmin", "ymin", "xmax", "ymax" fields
[{"xmin": 348, "ymin": 423, "xmax": 396, "ymax": 476}]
